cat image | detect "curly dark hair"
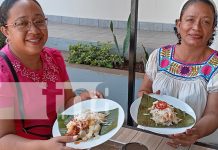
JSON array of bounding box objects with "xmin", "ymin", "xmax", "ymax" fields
[{"xmin": 174, "ymin": 0, "xmax": 217, "ymax": 46}]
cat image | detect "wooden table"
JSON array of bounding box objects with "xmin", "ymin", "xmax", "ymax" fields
[{"xmin": 92, "ymin": 127, "xmax": 216, "ymax": 150}]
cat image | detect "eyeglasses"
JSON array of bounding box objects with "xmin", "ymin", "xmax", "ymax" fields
[{"xmin": 5, "ymin": 18, "xmax": 48, "ymax": 31}]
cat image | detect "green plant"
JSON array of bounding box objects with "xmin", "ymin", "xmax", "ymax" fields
[
  {"xmin": 141, "ymin": 44, "xmax": 149, "ymax": 69},
  {"xmin": 110, "ymin": 15, "xmax": 149, "ymax": 67},
  {"xmin": 0, "ymin": 32, "xmax": 6, "ymax": 49},
  {"xmin": 67, "ymin": 42, "xmax": 124, "ymax": 68},
  {"xmin": 110, "ymin": 14, "xmax": 131, "ymax": 58}
]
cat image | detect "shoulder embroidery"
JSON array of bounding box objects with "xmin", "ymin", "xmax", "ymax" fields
[{"xmin": 208, "ymin": 52, "xmax": 218, "ymax": 67}]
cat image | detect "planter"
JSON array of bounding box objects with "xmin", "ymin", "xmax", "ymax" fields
[
  {"xmin": 61, "ymin": 50, "xmax": 145, "ymax": 76},
  {"xmin": 67, "ymin": 63, "xmax": 144, "ymax": 78}
]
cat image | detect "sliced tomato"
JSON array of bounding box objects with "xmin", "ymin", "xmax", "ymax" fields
[{"xmin": 155, "ymin": 101, "xmax": 168, "ymax": 110}]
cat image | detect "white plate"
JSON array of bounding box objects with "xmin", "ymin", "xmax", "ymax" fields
[
  {"xmin": 130, "ymin": 94, "xmax": 196, "ymax": 135},
  {"xmin": 52, "ymin": 99, "xmax": 125, "ymax": 149}
]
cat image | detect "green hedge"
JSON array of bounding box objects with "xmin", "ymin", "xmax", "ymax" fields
[{"xmin": 67, "ymin": 42, "xmax": 124, "ymax": 68}]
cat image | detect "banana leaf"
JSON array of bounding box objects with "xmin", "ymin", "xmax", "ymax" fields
[
  {"xmin": 137, "ymin": 94, "xmax": 195, "ymax": 128},
  {"xmin": 58, "ymin": 108, "xmax": 119, "ymax": 136}
]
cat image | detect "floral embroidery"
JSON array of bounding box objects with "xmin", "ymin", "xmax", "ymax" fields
[
  {"xmin": 162, "ymin": 45, "xmax": 172, "ymax": 50},
  {"xmin": 158, "ymin": 45, "xmax": 218, "ymax": 82},
  {"xmin": 160, "ymin": 58, "xmax": 170, "ymax": 68},
  {"xmin": 12, "ymin": 52, "xmax": 59, "ymax": 82},
  {"xmin": 180, "ymin": 65, "xmax": 191, "ymax": 76},
  {"xmin": 0, "ymin": 64, "xmax": 5, "ymax": 73},
  {"xmin": 208, "ymin": 55, "xmax": 218, "ymax": 67},
  {"xmin": 189, "ymin": 65, "xmax": 200, "ymax": 76},
  {"xmin": 201, "ymin": 65, "xmax": 212, "ymax": 76},
  {"xmin": 160, "ymin": 46, "xmax": 171, "ymax": 58},
  {"xmin": 169, "ymin": 62, "xmax": 180, "ymax": 74}
]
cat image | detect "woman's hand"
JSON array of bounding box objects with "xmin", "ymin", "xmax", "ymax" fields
[
  {"xmin": 138, "ymin": 74, "xmax": 161, "ymax": 97},
  {"xmin": 73, "ymin": 90, "xmax": 104, "ymax": 104},
  {"xmin": 167, "ymin": 128, "xmax": 200, "ymax": 148},
  {"xmin": 138, "ymin": 74, "xmax": 153, "ymax": 97},
  {"xmin": 80, "ymin": 90, "xmax": 104, "ymax": 100},
  {"xmin": 139, "ymin": 90, "xmax": 160, "ymax": 97},
  {"xmin": 42, "ymin": 136, "xmax": 78, "ymax": 150},
  {"xmin": 167, "ymin": 92, "xmax": 218, "ymax": 148}
]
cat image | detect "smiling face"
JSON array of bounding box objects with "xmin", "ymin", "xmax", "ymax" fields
[
  {"xmin": 176, "ymin": 1, "xmax": 215, "ymax": 48},
  {"xmin": 1, "ymin": 0, "xmax": 48, "ymax": 56}
]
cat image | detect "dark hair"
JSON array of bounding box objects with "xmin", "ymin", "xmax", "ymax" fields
[
  {"xmin": 0, "ymin": 0, "xmax": 42, "ymax": 26},
  {"xmin": 174, "ymin": 0, "xmax": 217, "ymax": 46}
]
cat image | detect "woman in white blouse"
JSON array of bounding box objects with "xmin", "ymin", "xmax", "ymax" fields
[{"xmin": 138, "ymin": 0, "xmax": 218, "ymax": 148}]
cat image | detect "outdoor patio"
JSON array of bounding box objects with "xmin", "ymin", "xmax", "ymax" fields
[{"xmin": 47, "ymin": 22, "xmax": 218, "ymax": 149}]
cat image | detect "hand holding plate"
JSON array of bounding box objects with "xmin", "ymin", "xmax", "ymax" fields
[
  {"xmin": 43, "ymin": 136, "xmax": 78, "ymax": 150},
  {"xmin": 168, "ymin": 127, "xmax": 199, "ymax": 146},
  {"xmin": 80, "ymin": 90, "xmax": 104, "ymax": 99}
]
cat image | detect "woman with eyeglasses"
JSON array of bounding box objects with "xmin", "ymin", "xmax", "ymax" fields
[
  {"xmin": 138, "ymin": 0, "xmax": 218, "ymax": 148},
  {"xmin": 0, "ymin": 0, "xmax": 103, "ymax": 149}
]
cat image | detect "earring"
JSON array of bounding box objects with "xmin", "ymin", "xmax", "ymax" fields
[
  {"xmin": 177, "ymin": 33, "xmax": 181, "ymax": 44},
  {"xmin": 5, "ymin": 38, "xmax": 9, "ymax": 44},
  {"xmin": 208, "ymin": 32, "xmax": 216, "ymax": 46},
  {"xmin": 208, "ymin": 36, "xmax": 214, "ymax": 46}
]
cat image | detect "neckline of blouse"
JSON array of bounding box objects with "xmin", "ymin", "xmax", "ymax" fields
[
  {"xmin": 171, "ymin": 45, "xmax": 216, "ymax": 65},
  {"xmin": 7, "ymin": 45, "xmax": 45, "ymax": 73}
]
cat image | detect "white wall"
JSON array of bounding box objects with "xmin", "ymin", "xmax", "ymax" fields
[
  {"xmin": 37, "ymin": 0, "xmax": 183, "ymax": 23},
  {"xmin": 37, "ymin": 0, "xmax": 218, "ymax": 23},
  {"xmin": 37, "ymin": 0, "xmax": 131, "ymax": 21},
  {"xmin": 0, "ymin": 0, "xmax": 218, "ymax": 23},
  {"xmin": 138, "ymin": 0, "xmax": 184, "ymax": 23}
]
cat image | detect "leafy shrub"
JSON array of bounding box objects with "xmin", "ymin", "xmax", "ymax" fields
[
  {"xmin": 110, "ymin": 14, "xmax": 130, "ymax": 58},
  {"xmin": 110, "ymin": 14, "xmax": 149, "ymax": 69},
  {"xmin": 67, "ymin": 42, "xmax": 124, "ymax": 68},
  {"xmin": 0, "ymin": 32, "xmax": 6, "ymax": 49}
]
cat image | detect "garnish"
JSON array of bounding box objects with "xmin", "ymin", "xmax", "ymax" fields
[{"xmin": 154, "ymin": 101, "xmax": 168, "ymax": 110}]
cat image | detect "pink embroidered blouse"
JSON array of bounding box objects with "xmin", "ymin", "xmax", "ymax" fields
[{"xmin": 0, "ymin": 44, "xmax": 69, "ymax": 139}]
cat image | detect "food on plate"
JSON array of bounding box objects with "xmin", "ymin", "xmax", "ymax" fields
[
  {"xmin": 65, "ymin": 109, "xmax": 108, "ymax": 142},
  {"xmin": 137, "ymin": 94, "xmax": 195, "ymax": 128},
  {"xmin": 148, "ymin": 100, "xmax": 182, "ymax": 126},
  {"xmin": 57, "ymin": 108, "xmax": 119, "ymax": 144}
]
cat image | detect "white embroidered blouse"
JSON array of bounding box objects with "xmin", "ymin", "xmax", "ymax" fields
[{"xmin": 146, "ymin": 45, "xmax": 218, "ymax": 143}]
